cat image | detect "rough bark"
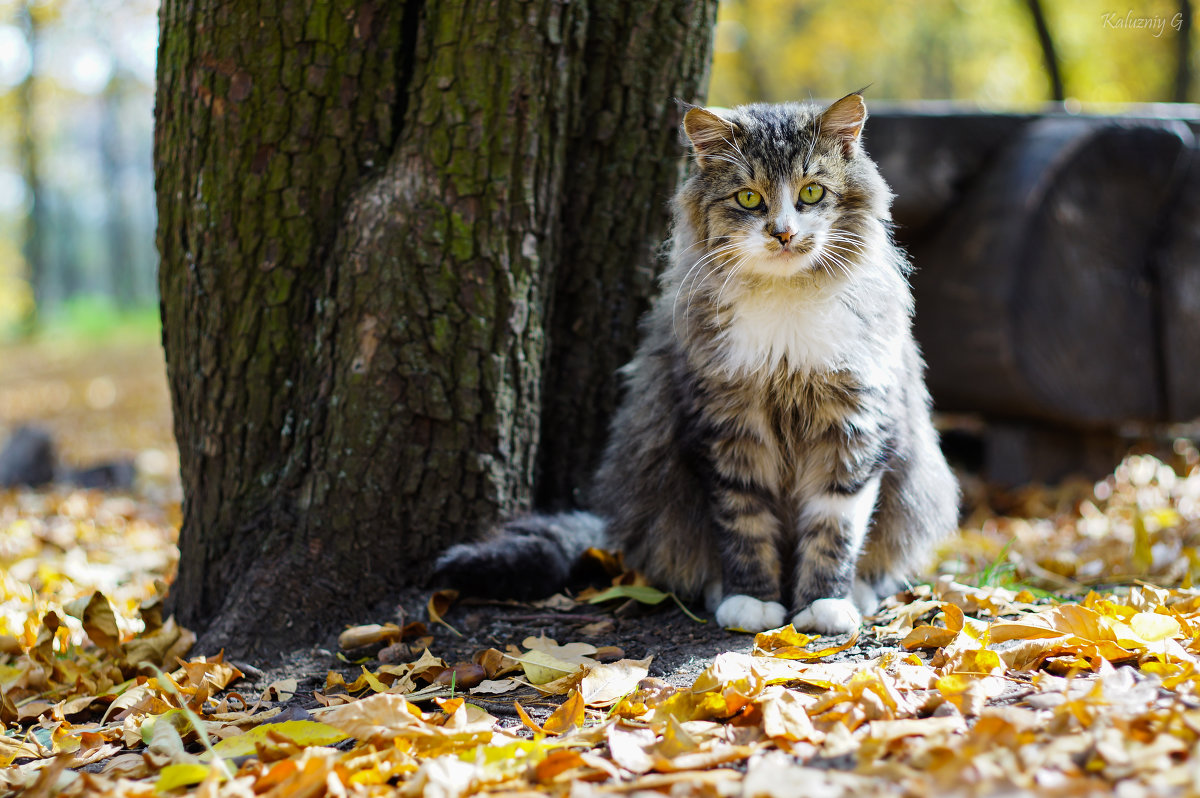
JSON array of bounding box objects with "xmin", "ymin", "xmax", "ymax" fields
[
  {"xmin": 156, "ymin": 0, "xmax": 716, "ymax": 658},
  {"xmin": 537, "ymin": 0, "xmax": 717, "ymax": 507}
]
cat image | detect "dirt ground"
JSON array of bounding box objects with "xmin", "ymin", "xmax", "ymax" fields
[{"xmin": 243, "ymin": 585, "xmax": 900, "ymax": 731}]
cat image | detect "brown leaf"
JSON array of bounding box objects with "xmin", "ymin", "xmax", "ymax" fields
[
  {"xmin": 543, "ymin": 690, "xmax": 586, "ymax": 735},
  {"xmin": 427, "ymin": 589, "xmax": 461, "ymax": 636},
  {"xmin": 534, "ymin": 749, "xmax": 588, "ymax": 782},
  {"xmin": 473, "ymin": 647, "xmax": 516, "ymax": 678},
  {"xmin": 579, "ymin": 658, "xmax": 652, "ymax": 707},
  {"xmin": 514, "ymin": 700, "xmax": 545, "ymax": 735},
  {"xmin": 337, "ymin": 623, "xmax": 402, "ymax": 650},
  {"xmin": 432, "ymin": 662, "xmax": 486, "ymax": 690}
]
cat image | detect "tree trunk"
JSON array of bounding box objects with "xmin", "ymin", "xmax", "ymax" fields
[
  {"xmin": 1023, "ymin": 0, "xmax": 1065, "ymax": 102},
  {"xmin": 17, "ymin": 1, "xmax": 44, "ymax": 332},
  {"xmin": 1175, "ymin": 0, "xmax": 1193, "ymax": 102},
  {"xmin": 102, "ymin": 73, "xmax": 137, "ymax": 308},
  {"xmin": 156, "ymin": 0, "xmax": 716, "ymax": 659}
]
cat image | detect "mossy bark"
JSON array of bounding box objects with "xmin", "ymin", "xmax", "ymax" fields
[{"xmin": 156, "ymin": 0, "xmax": 717, "ymax": 657}]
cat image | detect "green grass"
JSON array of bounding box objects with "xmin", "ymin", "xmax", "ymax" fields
[
  {"xmin": 3, "ymin": 296, "xmax": 161, "ymax": 346},
  {"xmin": 964, "ymin": 538, "xmax": 1062, "ymax": 601}
]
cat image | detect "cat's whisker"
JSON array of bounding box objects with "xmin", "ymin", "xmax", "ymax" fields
[
  {"xmin": 684, "ymin": 244, "xmax": 748, "ymax": 331},
  {"xmin": 803, "ymin": 119, "xmax": 821, "ymax": 172},
  {"xmin": 677, "ymin": 234, "xmax": 735, "ymax": 258},
  {"xmin": 687, "ymin": 152, "xmax": 751, "ymax": 173},
  {"xmin": 822, "ymin": 242, "xmax": 865, "ymax": 262},
  {"xmin": 712, "ymin": 250, "xmax": 756, "ymax": 325},
  {"xmin": 673, "ymin": 241, "xmax": 744, "ymax": 335}
]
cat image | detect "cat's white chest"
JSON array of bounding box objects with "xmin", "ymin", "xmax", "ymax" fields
[{"xmin": 715, "ymin": 284, "xmax": 874, "ymax": 377}]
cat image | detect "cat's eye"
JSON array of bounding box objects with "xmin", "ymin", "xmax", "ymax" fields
[
  {"xmin": 798, "ymin": 184, "xmax": 825, "ymax": 205},
  {"xmin": 735, "ymin": 190, "xmax": 762, "ymax": 210}
]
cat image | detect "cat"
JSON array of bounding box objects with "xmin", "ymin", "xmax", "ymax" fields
[{"xmin": 434, "ymin": 92, "xmax": 959, "ymax": 634}]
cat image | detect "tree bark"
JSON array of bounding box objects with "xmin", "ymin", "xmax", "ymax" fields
[
  {"xmin": 157, "ymin": 0, "xmax": 716, "ymax": 658},
  {"xmin": 1175, "ymin": 0, "xmax": 1193, "ymax": 103},
  {"xmin": 17, "ymin": 1, "xmax": 44, "ymax": 332},
  {"xmin": 537, "ymin": 1, "xmax": 717, "ymax": 507}
]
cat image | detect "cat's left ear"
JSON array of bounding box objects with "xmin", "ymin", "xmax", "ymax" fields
[
  {"xmin": 680, "ymin": 102, "xmax": 740, "ymax": 170},
  {"xmin": 819, "ymin": 91, "xmax": 868, "ymax": 157}
]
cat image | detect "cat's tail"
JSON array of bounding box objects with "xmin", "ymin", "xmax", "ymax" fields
[{"xmin": 431, "ymin": 511, "xmax": 608, "ymax": 599}]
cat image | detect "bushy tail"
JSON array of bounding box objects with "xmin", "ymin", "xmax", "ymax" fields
[{"xmin": 431, "ymin": 512, "xmax": 608, "ymax": 600}]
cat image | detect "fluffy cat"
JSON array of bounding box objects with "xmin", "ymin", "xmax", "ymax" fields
[{"xmin": 434, "ymin": 93, "xmax": 959, "ymax": 633}]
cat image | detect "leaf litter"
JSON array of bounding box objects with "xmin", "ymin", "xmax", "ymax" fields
[{"xmin": 7, "ymin": 343, "xmax": 1200, "ymax": 795}]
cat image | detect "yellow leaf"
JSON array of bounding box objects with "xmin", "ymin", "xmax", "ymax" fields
[
  {"xmin": 901, "ymin": 625, "xmax": 958, "ymax": 650},
  {"xmin": 946, "ymin": 648, "xmax": 1004, "ymax": 676},
  {"xmin": 542, "ymin": 690, "xmax": 585, "ymax": 736},
  {"xmin": 360, "ymin": 665, "xmax": 389, "ymax": 693},
  {"xmin": 209, "ymin": 720, "xmax": 347, "ymax": 758},
  {"xmin": 156, "ymin": 762, "xmax": 220, "ymax": 792},
  {"xmin": 766, "ymin": 629, "xmax": 859, "ymax": 661},
  {"xmin": 758, "ymin": 686, "xmax": 823, "ymax": 743},
  {"xmin": 519, "ymin": 651, "xmax": 583, "ymax": 685},
  {"xmin": 1132, "ymin": 510, "xmax": 1152, "ymax": 573},
  {"xmin": 753, "ymin": 625, "xmax": 816, "ymax": 652},
  {"xmin": 942, "ymin": 603, "xmax": 964, "ymax": 632},
  {"xmin": 1129, "ymin": 612, "xmax": 1181, "ymax": 643}
]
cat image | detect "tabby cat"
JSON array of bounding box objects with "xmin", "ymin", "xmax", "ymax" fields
[{"xmin": 434, "ymin": 93, "xmax": 959, "ymax": 633}]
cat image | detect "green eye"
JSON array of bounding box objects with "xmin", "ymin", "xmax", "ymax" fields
[
  {"xmin": 735, "ymin": 190, "xmax": 762, "ymax": 209},
  {"xmin": 799, "ymin": 184, "xmax": 825, "ymax": 205}
]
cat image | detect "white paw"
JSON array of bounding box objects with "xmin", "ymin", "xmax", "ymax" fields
[
  {"xmin": 851, "ymin": 579, "xmax": 878, "ymax": 617},
  {"xmin": 715, "ymin": 594, "xmax": 787, "ymax": 632},
  {"xmin": 792, "ymin": 598, "xmax": 862, "ymax": 634}
]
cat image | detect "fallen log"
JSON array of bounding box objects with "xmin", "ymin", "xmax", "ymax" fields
[{"xmin": 906, "ymin": 116, "xmax": 1194, "ymax": 427}]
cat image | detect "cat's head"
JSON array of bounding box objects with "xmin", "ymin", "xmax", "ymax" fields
[{"xmin": 677, "ymin": 93, "xmax": 892, "ymax": 282}]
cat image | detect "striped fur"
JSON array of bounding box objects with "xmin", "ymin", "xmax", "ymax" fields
[{"xmin": 435, "ymin": 94, "xmax": 959, "ymax": 633}]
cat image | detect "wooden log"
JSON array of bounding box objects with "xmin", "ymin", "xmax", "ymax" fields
[
  {"xmin": 1157, "ymin": 144, "xmax": 1200, "ymax": 421},
  {"xmin": 863, "ymin": 108, "xmax": 1033, "ymax": 240},
  {"xmin": 908, "ymin": 116, "xmax": 1194, "ymax": 427}
]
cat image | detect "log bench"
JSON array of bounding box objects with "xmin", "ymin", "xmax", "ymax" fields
[{"xmin": 863, "ymin": 105, "xmax": 1200, "ymax": 482}]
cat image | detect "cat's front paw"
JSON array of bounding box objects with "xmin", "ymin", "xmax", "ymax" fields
[
  {"xmin": 851, "ymin": 579, "xmax": 879, "ymax": 617},
  {"xmin": 792, "ymin": 598, "xmax": 861, "ymax": 634},
  {"xmin": 715, "ymin": 595, "xmax": 787, "ymax": 632}
]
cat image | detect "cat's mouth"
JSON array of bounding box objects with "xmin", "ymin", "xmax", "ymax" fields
[{"xmin": 768, "ymin": 234, "xmax": 816, "ymax": 257}]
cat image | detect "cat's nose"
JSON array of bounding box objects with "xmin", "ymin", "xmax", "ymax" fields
[{"xmin": 771, "ymin": 229, "xmax": 794, "ymax": 247}]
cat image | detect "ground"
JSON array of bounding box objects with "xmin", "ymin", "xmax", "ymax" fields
[{"xmin": 5, "ymin": 333, "xmax": 1200, "ymax": 797}]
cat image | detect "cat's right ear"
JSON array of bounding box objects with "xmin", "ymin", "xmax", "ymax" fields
[{"xmin": 679, "ymin": 102, "xmax": 740, "ymax": 170}]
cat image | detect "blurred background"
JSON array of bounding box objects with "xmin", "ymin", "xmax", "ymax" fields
[
  {"xmin": 0, "ymin": 0, "xmax": 1193, "ymax": 342},
  {"xmin": 710, "ymin": 0, "xmax": 1194, "ymax": 108},
  {"xmin": 0, "ymin": 0, "xmax": 1194, "ymax": 470},
  {"xmin": 0, "ymin": 0, "xmax": 1197, "ymax": 655}
]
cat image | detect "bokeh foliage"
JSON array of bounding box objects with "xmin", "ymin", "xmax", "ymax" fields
[{"xmin": 710, "ymin": 0, "xmax": 1194, "ymax": 107}]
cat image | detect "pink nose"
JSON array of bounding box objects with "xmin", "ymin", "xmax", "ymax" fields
[{"xmin": 772, "ymin": 229, "xmax": 793, "ymax": 246}]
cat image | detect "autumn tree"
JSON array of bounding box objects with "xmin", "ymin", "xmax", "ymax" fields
[{"xmin": 155, "ymin": 0, "xmax": 717, "ymax": 657}]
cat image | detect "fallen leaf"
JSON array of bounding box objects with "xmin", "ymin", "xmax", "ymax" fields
[{"xmin": 579, "ymin": 658, "xmax": 652, "ymax": 707}]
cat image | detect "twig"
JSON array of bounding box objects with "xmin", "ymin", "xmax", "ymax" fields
[{"xmin": 501, "ymin": 613, "xmax": 613, "ymax": 624}]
